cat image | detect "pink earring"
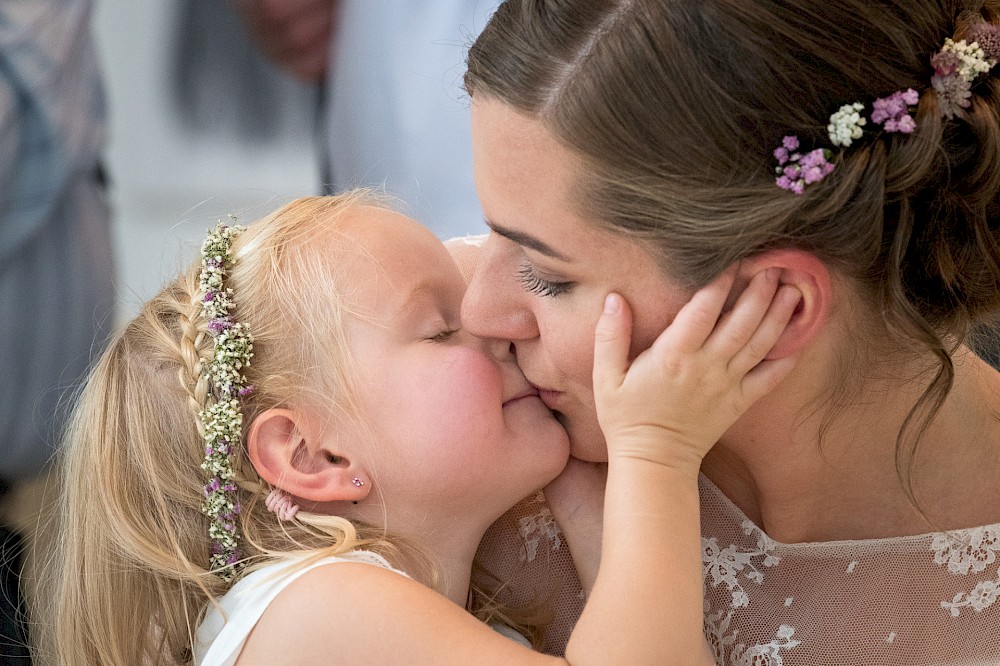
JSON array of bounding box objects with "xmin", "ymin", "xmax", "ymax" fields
[
  {"xmin": 265, "ymin": 489, "xmax": 300, "ymax": 521},
  {"xmin": 352, "ymin": 477, "xmax": 365, "ymax": 488}
]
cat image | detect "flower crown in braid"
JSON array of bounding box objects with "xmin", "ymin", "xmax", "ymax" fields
[
  {"xmin": 198, "ymin": 221, "xmax": 254, "ymax": 581},
  {"xmin": 774, "ymin": 24, "xmax": 1000, "ymax": 194}
]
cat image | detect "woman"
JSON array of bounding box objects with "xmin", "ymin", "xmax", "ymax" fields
[{"xmin": 464, "ymin": 1, "xmax": 1000, "ymax": 663}]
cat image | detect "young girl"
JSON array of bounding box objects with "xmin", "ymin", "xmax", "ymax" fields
[{"xmin": 52, "ymin": 192, "xmax": 799, "ymax": 665}]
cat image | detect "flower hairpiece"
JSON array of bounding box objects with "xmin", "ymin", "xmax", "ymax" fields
[
  {"xmin": 774, "ymin": 136, "xmax": 836, "ymax": 195},
  {"xmin": 931, "ymin": 32, "xmax": 1000, "ymax": 119},
  {"xmin": 773, "ymin": 23, "xmax": 1000, "ymax": 194},
  {"xmin": 198, "ymin": 221, "xmax": 254, "ymax": 581}
]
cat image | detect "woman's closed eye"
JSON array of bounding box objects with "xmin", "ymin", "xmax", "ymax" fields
[{"xmin": 517, "ymin": 263, "xmax": 572, "ymax": 298}]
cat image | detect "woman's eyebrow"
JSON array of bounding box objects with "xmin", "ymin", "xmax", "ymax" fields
[{"xmin": 486, "ymin": 220, "xmax": 570, "ymax": 261}]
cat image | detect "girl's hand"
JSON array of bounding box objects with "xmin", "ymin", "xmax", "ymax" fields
[{"xmin": 593, "ymin": 268, "xmax": 801, "ymax": 473}]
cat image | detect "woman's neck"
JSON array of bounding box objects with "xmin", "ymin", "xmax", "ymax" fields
[{"xmin": 702, "ymin": 344, "xmax": 1000, "ymax": 544}]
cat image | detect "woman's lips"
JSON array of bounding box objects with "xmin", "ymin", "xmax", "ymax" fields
[{"xmin": 536, "ymin": 388, "xmax": 562, "ymax": 409}]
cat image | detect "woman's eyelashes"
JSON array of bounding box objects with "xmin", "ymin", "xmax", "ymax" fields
[{"xmin": 517, "ymin": 263, "xmax": 572, "ymax": 297}]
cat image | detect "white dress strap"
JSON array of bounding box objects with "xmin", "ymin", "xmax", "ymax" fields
[{"xmin": 195, "ymin": 550, "xmax": 407, "ymax": 666}]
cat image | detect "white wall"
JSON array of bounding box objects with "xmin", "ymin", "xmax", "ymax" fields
[{"xmin": 92, "ymin": 0, "xmax": 320, "ymax": 320}]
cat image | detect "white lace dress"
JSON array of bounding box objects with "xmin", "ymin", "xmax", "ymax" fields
[
  {"xmin": 699, "ymin": 476, "xmax": 1000, "ymax": 665},
  {"xmin": 477, "ymin": 479, "xmax": 1000, "ymax": 663}
]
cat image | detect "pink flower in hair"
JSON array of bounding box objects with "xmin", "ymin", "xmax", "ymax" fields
[
  {"xmin": 773, "ymin": 137, "xmax": 834, "ymax": 195},
  {"xmin": 871, "ymin": 88, "xmax": 919, "ymax": 134},
  {"xmin": 800, "ymin": 149, "xmax": 835, "ymax": 184},
  {"xmin": 969, "ymin": 23, "xmax": 1000, "ymax": 62}
]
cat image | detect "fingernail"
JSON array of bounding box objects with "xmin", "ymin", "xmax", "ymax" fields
[
  {"xmin": 780, "ymin": 285, "xmax": 802, "ymax": 307},
  {"xmin": 603, "ymin": 293, "xmax": 620, "ymax": 315}
]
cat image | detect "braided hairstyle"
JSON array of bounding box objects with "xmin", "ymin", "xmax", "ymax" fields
[{"xmin": 52, "ymin": 193, "xmax": 396, "ymax": 666}]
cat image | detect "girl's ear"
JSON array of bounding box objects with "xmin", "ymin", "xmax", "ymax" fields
[
  {"xmin": 734, "ymin": 250, "xmax": 832, "ymax": 359},
  {"xmin": 246, "ymin": 408, "xmax": 369, "ymax": 503}
]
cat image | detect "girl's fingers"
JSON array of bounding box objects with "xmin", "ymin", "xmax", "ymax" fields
[
  {"xmin": 728, "ymin": 285, "xmax": 802, "ymax": 376},
  {"xmin": 592, "ymin": 293, "xmax": 633, "ymax": 393},
  {"xmin": 655, "ymin": 268, "xmax": 737, "ymax": 354},
  {"xmin": 705, "ymin": 268, "xmax": 781, "ymax": 359},
  {"xmin": 741, "ymin": 354, "xmax": 799, "ymax": 404}
]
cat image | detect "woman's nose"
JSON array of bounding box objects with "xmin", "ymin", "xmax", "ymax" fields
[{"xmin": 461, "ymin": 237, "xmax": 539, "ymax": 342}]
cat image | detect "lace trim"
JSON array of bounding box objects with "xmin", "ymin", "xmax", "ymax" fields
[
  {"xmin": 933, "ymin": 525, "xmax": 1000, "ymax": 616},
  {"xmin": 517, "ymin": 492, "xmax": 563, "ymax": 562}
]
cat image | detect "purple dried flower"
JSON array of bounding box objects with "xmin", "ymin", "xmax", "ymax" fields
[
  {"xmin": 775, "ymin": 174, "xmax": 805, "ymax": 195},
  {"xmin": 803, "ymin": 162, "xmax": 835, "ymax": 185},
  {"xmin": 932, "ymin": 73, "xmax": 972, "ymax": 119},
  {"xmin": 208, "ymin": 318, "xmax": 232, "ymax": 335},
  {"xmin": 237, "ymin": 385, "xmax": 255, "ymax": 397},
  {"xmin": 799, "ymin": 148, "xmax": 827, "ymax": 169},
  {"xmin": 773, "ymin": 139, "xmax": 833, "ymax": 195},
  {"xmin": 871, "ymin": 89, "xmax": 919, "ymax": 133},
  {"xmin": 774, "ymin": 146, "xmax": 790, "ymax": 164},
  {"xmin": 969, "ymin": 23, "xmax": 1000, "ymax": 61},
  {"xmin": 885, "ymin": 115, "xmax": 916, "ymax": 133},
  {"xmin": 931, "ymin": 50, "xmax": 960, "ymax": 77}
]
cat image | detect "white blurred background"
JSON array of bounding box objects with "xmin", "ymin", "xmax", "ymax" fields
[{"xmin": 93, "ymin": 0, "xmax": 321, "ymax": 321}]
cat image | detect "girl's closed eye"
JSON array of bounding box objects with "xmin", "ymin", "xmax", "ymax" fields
[
  {"xmin": 428, "ymin": 328, "xmax": 460, "ymax": 343},
  {"xmin": 517, "ymin": 262, "xmax": 573, "ymax": 297}
]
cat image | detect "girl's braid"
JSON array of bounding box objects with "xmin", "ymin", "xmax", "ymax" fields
[{"xmin": 176, "ymin": 272, "xmax": 212, "ymax": 435}]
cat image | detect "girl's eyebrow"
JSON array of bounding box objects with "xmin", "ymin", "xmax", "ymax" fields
[{"xmin": 486, "ymin": 219, "xmax": 570, "ymax": 261}]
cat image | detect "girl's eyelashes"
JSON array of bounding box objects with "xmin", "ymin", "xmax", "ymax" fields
[
  {"xmin": 517, "ymin": 263, "xmax": 572, "ymax": 297},
  {"xmin": 428, "ymin": 328, "xmax": 460, "ymax": 343}
]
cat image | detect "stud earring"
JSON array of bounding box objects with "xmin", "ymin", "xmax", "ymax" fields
[{"xmin": 352, "ymin": 477, "xmax": 365, "ymax": 488}]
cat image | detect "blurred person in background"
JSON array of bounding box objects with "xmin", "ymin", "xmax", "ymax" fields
[
  {"xmin": 0, "ymin": 0, "xmax": 116, "ymax": 661},
  {"xmin": 232, "ymin": 0, "xmax": 497, "ymax": 238}
]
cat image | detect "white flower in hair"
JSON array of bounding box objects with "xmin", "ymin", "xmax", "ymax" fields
[
  {"xmin": 939, "ymin": 38, "xmax": 994, "ymax": 82},
  {"xmin": 198, "ymin": 221, "xmax": 254, "ymax": 583},
  {"xmin": 827, "ymin": 102, "xmax": 867, "ymax": 148}
]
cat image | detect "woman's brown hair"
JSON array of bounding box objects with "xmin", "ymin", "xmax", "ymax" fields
[{"xmin": 465, "ymin": 0, "xmax": 1000, "ymax": 491}]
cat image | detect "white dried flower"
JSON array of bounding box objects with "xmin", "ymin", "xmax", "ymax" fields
[{"xmin": 827, "ymin": 102, "xmax": 867, "ymax": 147}]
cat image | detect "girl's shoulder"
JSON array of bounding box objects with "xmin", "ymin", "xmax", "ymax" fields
[
  {"xmin": 195, "ymin": 550, "xmax": 409, "ymax": 666},
  {"xmin": 221, "ymin": 552, "xmax": 556, "ymax": 666}
]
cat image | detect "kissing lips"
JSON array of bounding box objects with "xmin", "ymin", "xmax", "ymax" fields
[
  {"xmin": 502, "ymin": 387, "xmax": 540, "ymax": 407},
  {"xmin": 535, "ymin": 388, "xmax": 563, "ymax": 410}
]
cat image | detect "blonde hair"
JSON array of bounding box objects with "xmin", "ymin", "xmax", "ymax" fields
[{"xmin": 50, "ymin": 192, "xmax": 434, "ymax": 665}]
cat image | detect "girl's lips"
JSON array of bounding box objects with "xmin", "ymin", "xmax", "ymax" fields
[{"xmin": 502, "ymin": 388, "xmax": 540, "ymax": 407}]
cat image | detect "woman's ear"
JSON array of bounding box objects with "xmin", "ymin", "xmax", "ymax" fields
[
  {"xmin": 246, "ymin": 408, "xmax": 370, "ymax": 503},
  {"xmin": 735, "ymin": 250, "xmax": 832, "ymax": 359}
]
